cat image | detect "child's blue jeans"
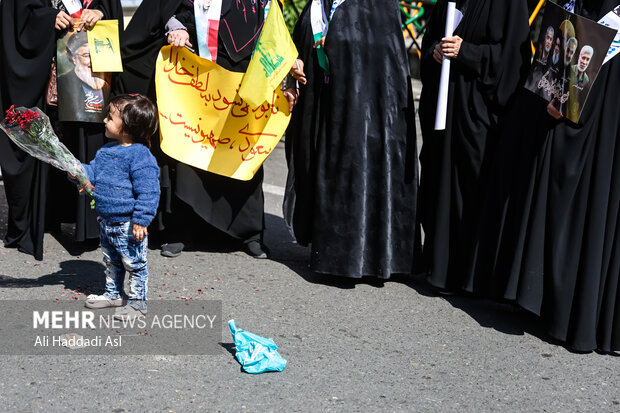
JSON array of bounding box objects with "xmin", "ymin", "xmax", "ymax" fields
[{"xmin": 99, "ymin": 218, "xmax": 148, "ymax": 310}]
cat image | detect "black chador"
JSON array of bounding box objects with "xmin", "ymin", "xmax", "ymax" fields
[
  {"xmin": 418, "ymin": 0, "xmax": 531, "ymax": 289},
  {"xmin": 468, "ymin": 0, "xmax": 620, "ymax": 352},
  {"xmin": 284, "ymin": 0, "xmax": 420, "ymax": 278}
]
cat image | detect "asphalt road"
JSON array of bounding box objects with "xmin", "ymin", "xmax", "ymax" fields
[{"xmin": 0, "ymin": 87, "xmax": 619, "ymax": 411}]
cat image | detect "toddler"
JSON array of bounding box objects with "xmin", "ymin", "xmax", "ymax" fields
[{"xmin": 78, "ymin": 94, "xmax": 160, "ymax": 320}]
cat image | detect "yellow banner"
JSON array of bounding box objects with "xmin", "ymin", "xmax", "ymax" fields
[
  {"xmin": 238, "ymin": 2, "xmax": 298, "ymax": 107},
  {"xmin": 88, "ymin": 20, "xmax": 123, "ymax": 72},
  {"xmin": 155, "ymin": 46, "xmax": 291, "ymax": 181}
]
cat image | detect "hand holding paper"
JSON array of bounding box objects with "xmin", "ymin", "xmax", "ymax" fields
[
  {"xmin": 434, "ymin": 2, "xmax": 457, "ymax": 131},
  {"xmin": 440, "ymin": 35, "xmax": 463, "ymax": 59}
]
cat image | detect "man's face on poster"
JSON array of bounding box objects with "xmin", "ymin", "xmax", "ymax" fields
[
  {"xmin": 578, "ymin": 49, "xmax": 592, "ymax": 72},
  {"xmin": 69, "ymin": 40, "xmax": 105, "ymax": 91},
  {"xmin": 544, "ymin": 27, "xmax": 554, "ymax": 53},
  {"xmin": 564, "ymin": 38, "xmax": 577, "ymax": 66},
  {"xmin": 72, "ymin": 44, "xmax": 92, "ymax": 73}
]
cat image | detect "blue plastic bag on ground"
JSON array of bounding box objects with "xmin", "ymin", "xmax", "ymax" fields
[{"xmin": 228, "ymin": 320, "xmax": 287, "ymax": 374}]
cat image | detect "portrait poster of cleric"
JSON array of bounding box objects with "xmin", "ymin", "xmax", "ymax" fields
[
  {"xmin": 524, "ymin": 1, "xmax": 617, "ymax": 123},
  {"xmin": 57, "ymin": 29, "xmax": 111, "ymax": 123}
]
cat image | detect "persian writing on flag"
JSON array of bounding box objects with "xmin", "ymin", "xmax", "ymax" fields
[{"xmin": 155, "ymin": 46, "xmax": 292, "ymax": 181}]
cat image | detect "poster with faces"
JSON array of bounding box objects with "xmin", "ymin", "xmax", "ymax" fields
[
  {"xmin": 523, "ymin": 1, "xmax": 617, "ymax": 123},
  {"xmin": 57, "ymin": 28, "xmax": 111, "ymax": 123}
]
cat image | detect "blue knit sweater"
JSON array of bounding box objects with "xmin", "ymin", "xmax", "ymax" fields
[{"xmin": 82, "ymin": 142, "xmax": 160, "ymax": 226}]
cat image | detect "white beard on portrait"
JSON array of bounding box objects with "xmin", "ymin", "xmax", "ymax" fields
[{"xmin": 74, "ymin": 63, "xmax": 105, "ymax": 90}]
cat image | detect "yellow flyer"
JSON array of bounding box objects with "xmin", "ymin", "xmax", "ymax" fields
[
  {"xmin": 154, "ymin": 46, "xmax": 291, "ymax": 181},
  {"xmin": 87, "ymin": 20, "xmax": 122, "ymax": 72}
]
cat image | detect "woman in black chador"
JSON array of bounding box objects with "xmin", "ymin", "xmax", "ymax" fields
[
  {"xmin": 115, "ymin": 0, "xmax": 301, "ymax": 259},
  {"xmin": 284, "ymin": 0, "xmax": 419, "ymax": 279},
  {"xmin": 48, "ymin": 1, "xmax": 123, "ymax": 245},
  {"xmin": 0, "ymin": 0, "xmax": 122, "ymax": 260},
  {"xmin": 417, "ymin": 0, "xmax": 531, "ymax": 289},
  {"xmin": 468, "ymin": 0, "xmax": 620, "ymax": 353}
]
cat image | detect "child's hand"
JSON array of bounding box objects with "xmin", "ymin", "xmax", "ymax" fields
[{"xmin": 133, "ymin": 224, "xmax": 148, "ymax": 242}]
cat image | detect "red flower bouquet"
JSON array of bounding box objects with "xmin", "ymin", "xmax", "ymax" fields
[{"xmin": 1, "ymin": 105, "xmax": 94, "ymax": 198}]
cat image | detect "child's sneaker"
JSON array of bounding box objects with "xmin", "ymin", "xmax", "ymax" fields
[
  {"xmin": 113, "ymin": 305, "xmax": 147, "ymax": 321},
  {"xmin": 84, "ymin": 294, "xmax": 123, "ymax": 309}
]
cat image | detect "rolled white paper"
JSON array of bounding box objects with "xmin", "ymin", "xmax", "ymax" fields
[{"xmin": 434, "ymin": 2, "xmax": 457, "ymax": 131}]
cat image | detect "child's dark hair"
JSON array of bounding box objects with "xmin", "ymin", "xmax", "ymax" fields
[{"xmin": 109, "ymin": 94, "xmax": 158, "ymax": 148}]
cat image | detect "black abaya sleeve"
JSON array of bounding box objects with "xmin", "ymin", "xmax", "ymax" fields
[
  {"xmin": 0, "ymin": 0, "xmax": 57, "ymax": 111},
  {"xmin": 0, "ymin": 0, "xmax": 58, "ymax": 170}
]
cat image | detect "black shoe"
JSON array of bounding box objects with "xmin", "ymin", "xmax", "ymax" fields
[
  {"xmin": 245, "ymin": 241, "xmax": 269, "ymax": 259},
  {"xmin": 161, "ymin": 242, "xmax": 184, "ymax": 258}
]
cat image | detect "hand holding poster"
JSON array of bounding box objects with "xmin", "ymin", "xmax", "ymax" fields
[
  {"xmin": 523, "ymin": 2, "xmax": 618, "ymax": 123},
  {"xmin": 155, "ymin": 46, "xmax": 291, "ymax": 181}
]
